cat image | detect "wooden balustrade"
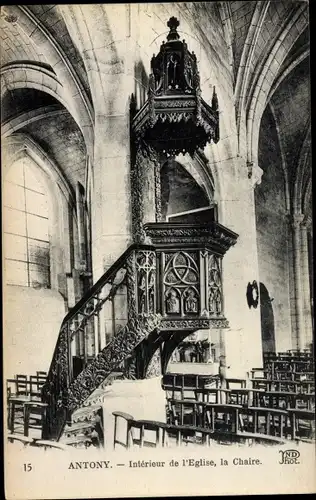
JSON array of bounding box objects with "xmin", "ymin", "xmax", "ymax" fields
[{"xmin": 41, "ymin": 243, "xmax": 159, "ymax": 441}]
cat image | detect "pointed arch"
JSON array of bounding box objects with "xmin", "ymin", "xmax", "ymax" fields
[
  {"xmin": 246, "ymin": 3, "xmax": 308, "ymax": 165},
  {"xmin": 294, "ymin": 124, "xmax": 311, "ymax": 215},
  {"xmin": 2, "ymin": 4, "xmax": 94, "ymax": 157}
]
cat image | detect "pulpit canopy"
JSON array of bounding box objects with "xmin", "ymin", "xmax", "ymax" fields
[{"xmin": 132, "ymin": 17, "xmax": 220, "ymax": 157}]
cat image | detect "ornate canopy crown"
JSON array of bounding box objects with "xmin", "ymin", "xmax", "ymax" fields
[{"xmin": 132, "ymin": 17, "xmax": 220, "ymax": 157}]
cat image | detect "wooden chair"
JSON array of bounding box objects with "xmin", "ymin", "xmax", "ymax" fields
[
  {"xmin": 204, "ymin": 403, "xmax": 242, "ymax": 433},
  {"xmin": 29, "ymin": 374, "xmax": 47, "ymax": 401},
  {"xmin": 164, "ymin": 423, "xmax": 216, "ymax": 447},
  {"xmin": 194, "ymin": 387, "xmax": 231, "ymax": 405},
  {"xmin": 7, "ymin": 434, "xmax": 34, "ymax": 447},
  {"xmin": 238, "ymin": 406, "xmax": 288, "ymax": 439},
  {"xmin": 294, "ymin": 372, "xmax": 314, "ymax": 382},
  {"xmin": 250, "ymin": 368, "xmax": 268, "ymax": 379},
  {"xmin": 32, "ymin": 440, "xmax": 69, "ymax": 451},
  {"xmin": 214, "ymin": 377, "xmax": 246, "ymax": 389},
  {"xmin": 7, "ymin": 375, "xmax": 31, "ymax": 433},
  {"xmin": 127, "ymin": 420, "xmax": 167, "ymax": 448},
  {"xmin": 167, "ymin": 398, "xmax": 205, "ymax": 427},
  {"xmin": 16, "ymin": 375, "xmax": 29, "ymax": 396},
  {"xmin": 163, "ymin": 384, "xmax": 197, "ymax": 401},
  {"xmin": 164, "ymin": 424, "xmax": 287, "ymax": 447},
  {"xmin": 263, "ymin": 391, "xmax": 315, "ymax": 412},
  {"xmin": 162, "ymin": 373, "xmax": 216, "ymax": 390},
  {"xmin": 23, "ymin": 401, "xmax": 48, "ymax": 438},
  {"xmin": 251, "ymin": 378, "xmax": 272, "ymax": 391},
  {"xmin": 113, "ymin": 411, "xmax": 135, "ymax": 449},
  {"xmin": 286, "ymin": 408, "xmax": 315, "ymax": 441},
  {"xmin": 226, "ymin": 378, "xmax": 247, "ymax": 389},
  {"xmin": 228, "ymin": 388, "xmax": 265, "ymax": 407},
  {"xmin": 235, "ymin": 431, "xmax": 286, "ymax": 446},
  {"xmin": 112, "ymin": 412, "xmax": 168, "ymax": 449}
]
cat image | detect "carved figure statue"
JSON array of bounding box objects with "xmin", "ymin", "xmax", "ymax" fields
[
  {"xmin": 148, "ymin": 289, "xmax": 155, "ymax": 313},
  {"xmin": 167, "ymin": 53, "xmax": 180, "ymax": 89},
  {"xmin": 215, "ymin": 290, "xmax": 222, "ymax": 314},
  {"xmin": 185, "ymin": 289, "xmax": 198, "ymax": 313},
  {"xmin": 184, "ymin": 56, "xmax": 194, "ymax": 90},
  {"xmin": 166, "ymin": 290, "xmax": 180, "ymax": 313},
  {"xmin": 209, "ymin": 288, "xmax": 221, "ymax": 314}
]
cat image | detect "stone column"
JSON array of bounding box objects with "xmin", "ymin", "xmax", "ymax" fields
[
  {"xmin": 210, "ymin": 158, "xmax": 263, "ymax": 378},
  {"xmin": 300, "ymin": 216, "xmax": 313, "ymax": 347},
  {"xmin": 292, "ymin": 213, "xmax": 305, "ymax": 350},
  {"xmin": 131, "ymin": 143, "xmax": 159, "ymax": 243}
]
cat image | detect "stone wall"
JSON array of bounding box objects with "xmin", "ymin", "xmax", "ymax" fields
[
  {"xmin": 255, "ymin": 106, "xmax": 292, "ymax": 352},
  {"xmin": 3, "ymin": 285, "xmax": 66, "ymax": 377}
]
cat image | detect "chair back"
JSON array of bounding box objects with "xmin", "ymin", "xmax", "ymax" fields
[
  {"xmin": 204, "ymin": 403, "xmax": 241, "ymax": 433},
  {"xmin": 30, "ymin": 374, "xmax": 47, "ymax": 400},
  {"xmin": 112, "ymin": 411, "xmax": 134, "ymax": 449},
  {"xmin": 129, "ymin": 420, "xmax": 167, "ymax": 448},
  {"xmin": 16, "ymin": 375, "xmax": 29, "ymax": 396}
]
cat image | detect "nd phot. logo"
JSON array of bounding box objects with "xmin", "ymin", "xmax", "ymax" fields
[{"xmin": 279, "ymin": 449, "xmax": 300, "ymax": 465}]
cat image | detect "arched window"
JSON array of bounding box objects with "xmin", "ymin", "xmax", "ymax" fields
[{"xmin": 4, "ymin": 158, "xmax": 50, "ymax": 288}]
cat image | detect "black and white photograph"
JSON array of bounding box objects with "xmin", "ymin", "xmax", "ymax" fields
[{"xmin": 2, "ymin": 1, "xmax": 315, "ymax": 498}]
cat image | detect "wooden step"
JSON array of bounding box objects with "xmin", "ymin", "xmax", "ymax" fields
[
  {"xmin": 63, "ymin": 421, "xmax": 97, "ymax": 438},
  {"xmin": 60, "ymin": 434, "xmax": 95, "ymax": 448},
  {"xmin": 71, "ymin": 404, "xmax": 102, "ymax": 424}
]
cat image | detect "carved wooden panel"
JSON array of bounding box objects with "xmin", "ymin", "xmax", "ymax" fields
[
  {"xmin": 163, "ymin": 250, "xmax": 200, "ymax": 316},
  {"xmin": 208, "ymin": 254, "xmax": 223, "ymax": 316},
  {"xmin": 67, "ymin": 313, "xmax": 161, "ymax": 412},
  {"xmin": 136, "ymin": 250, "xmax": 156, "ymax": 315}
]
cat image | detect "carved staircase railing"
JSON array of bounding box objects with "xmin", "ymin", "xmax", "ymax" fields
[
  {"xmin": 41, "ymin": 244, "xmax": 159, "ymax": 441},
  {"xmin": 41, "ymin": 222, "xmax": 238, "ymax": 441}
]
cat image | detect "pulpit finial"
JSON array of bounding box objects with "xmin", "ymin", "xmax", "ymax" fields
[{"xmin": 167, "ymin": 17, "xmax": 180, "ymax": 41}]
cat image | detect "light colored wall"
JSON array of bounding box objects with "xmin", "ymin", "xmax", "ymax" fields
[
  {"xmin": 255, "ymin": 107, "xmax": 292, "ymax": 352},
  {"xmin": 3, "ymin": 285, "xmax": 66, "ymax": 378}
]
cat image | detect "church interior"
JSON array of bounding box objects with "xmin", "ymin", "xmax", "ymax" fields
[{"xmin": 2, "ymin": 2, "xmax": 314, "ymax": 451}]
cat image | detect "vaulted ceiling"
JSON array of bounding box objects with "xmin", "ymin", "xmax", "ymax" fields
[{"xmin": 0, "ymin": 2, "xmax": 311, "ymax": 213}]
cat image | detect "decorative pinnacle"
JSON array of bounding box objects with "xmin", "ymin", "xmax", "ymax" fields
[
  {"xmin": 167, "ymin": 16, "xmax": 180, "ymax": 41},
  {"xmin": 212, "ymin": 86, "xmax": 219, "ymax": 111}
]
